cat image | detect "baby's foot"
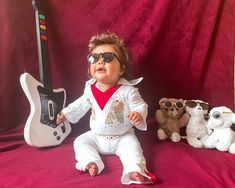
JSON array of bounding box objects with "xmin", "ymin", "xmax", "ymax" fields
[
  {"xmin": 86, "ymin": 162, "xmax": 98, "ymax": 177},
  {"xmin": 129, "ymin": 172, "xmax": 145, "ymax": 182}
]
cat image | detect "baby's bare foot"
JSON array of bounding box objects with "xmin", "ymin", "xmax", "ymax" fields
[
  {"xmin": 86, "ymin": 162, "xmax": 98, "ymax": 177},
  {"xmin": 129, "ymin": 172, "xmax": 145, "ymax": 182}
]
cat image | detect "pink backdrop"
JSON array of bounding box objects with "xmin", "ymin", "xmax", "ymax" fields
[
  {"xmin": 0, "ymin": 0, "xmax": 235, "ymax": 133},
  {"xmin": 1, "ymin": 1, "xmax": 235, "ymax": 187}
]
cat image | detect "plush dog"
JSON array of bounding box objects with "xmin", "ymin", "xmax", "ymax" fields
[
  {"xmin": 185, "ymin": 99, "xmax": 209, "ymax": 148},
  {"xmin": 204, "ymin": 106, "xmax": 235, "ymax": 154},
  {"xmin": 155, "ymin": 98, "xmax": 189, "ymax": 142}
]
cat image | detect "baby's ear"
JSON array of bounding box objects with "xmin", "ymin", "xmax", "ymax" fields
[
  {"xmin": 120, "ymin": 65, "xmax": 126, "ymax": 76},
  {"xmin": 87, "ymin": 67, "xmax": 92, "ymax": 78}
]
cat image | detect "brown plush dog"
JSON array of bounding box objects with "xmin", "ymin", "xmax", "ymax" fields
[{"xmin": 155, "ymin": 98, "xmax": 189, "ymax": 142}]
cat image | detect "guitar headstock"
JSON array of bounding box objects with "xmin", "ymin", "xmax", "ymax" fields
[
  {"xmin": 32, "ymin": 0, "xmax": 45, "ymax": 12},
  {"xmin": 32, "ymin": 0, "xmax": 38, "ymax": 11}
]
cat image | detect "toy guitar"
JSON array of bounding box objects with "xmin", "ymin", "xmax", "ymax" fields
[{"xmin": 20, "ymin": 0, "xmax": 71, "ymax": 147}]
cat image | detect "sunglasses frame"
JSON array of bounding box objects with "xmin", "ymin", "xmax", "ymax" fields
[
  {"xmin": 87, "ymin": 52, "xmax": 121, "ymax": 64},
  {"xmin": 163, "ymin": 101, "xmax": 184, "ymax": 110},
  {"xmin": 186, "ymin": 101, "xmax": 209, "ymax": 110},
  {"xmin": 211, "ymin": 111, "xmax": 232, "ymax": 119}
]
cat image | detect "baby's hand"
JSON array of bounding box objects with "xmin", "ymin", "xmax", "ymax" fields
[
  {"xmin": 128, "ymin": 111, "xmax": 143, "ymax": 125},
  {"xmin": 56, "ymin": 112, "xmax": 66, "ymax": 124}
]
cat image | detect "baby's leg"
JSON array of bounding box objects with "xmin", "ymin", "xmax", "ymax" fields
[
  {"xmin": 116, "ymin": 132, "xmax": 152, "ymax": 184},
  {"xmin": 74, "ymin": 131, "xmax": 104, "ymax": 175}
]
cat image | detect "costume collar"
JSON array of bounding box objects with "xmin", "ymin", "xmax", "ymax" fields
[
  {"xmin": 117, "ymin": 77, "xmax": 143, "ymax": 85},
  {"xmin": 86, "ymin": 77, "xmax": 143, "ymax": 86}
]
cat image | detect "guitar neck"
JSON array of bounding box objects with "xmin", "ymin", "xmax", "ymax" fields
[{"xmin": 33, "ymin": 0, "xmax": 53, "ymax": 91}]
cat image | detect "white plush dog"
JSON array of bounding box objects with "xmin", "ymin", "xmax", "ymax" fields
[
  {"xmin": 204, "ymin": 106, "xmax": 235, "ymax": 154},
  {"xmin": 185, "ymin": 100, "xmax": 209, "ymax": 148}
]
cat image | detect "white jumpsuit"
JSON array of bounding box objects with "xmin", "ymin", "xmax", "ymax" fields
[{"xmin": 62, "ymin": 77, "xmax": 152, "ymax": 184}]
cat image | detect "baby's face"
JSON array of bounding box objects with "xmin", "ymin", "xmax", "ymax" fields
[{"xmin": 89, "ymin": 44, "xmax": 124, "ymax": 88}]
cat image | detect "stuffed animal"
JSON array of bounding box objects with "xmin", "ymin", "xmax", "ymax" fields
[
  {"xmin": 155, "ymin": 98, "xmax": 189, "ymax": 142},
  {"xmin": 204, "ymin": 106, "xmax": 235, "ymax": 154},
  {"xmin": 185, "ymin": 99, "xmax": 209, "ymax": 148}
]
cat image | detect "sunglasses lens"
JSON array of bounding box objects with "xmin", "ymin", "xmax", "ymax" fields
[
  {"xmin": 200, "ymin": 103, "xmax": 209, "ymax": 110},
  {"xmin": 186, "ymin": 101, "xmax": 197, "ymax": 108},
  {"xmin": 102, "ymin": 52, "xmax": 115, "ymax": 63},
  {"xmin": 164, "ymin": 101, "xmax": 172, "ymax": 108},
  {"xmin": 87, "ymin": 53, "xmax": 100, "ymax": 64},
  {"xmin": 176, "ymin": 102, "xmax": 184, "ymax": 109},
  {"xmin": 87, "ymin": 52, "xmax": 116, "ymax": 64},
  {"xmin": 212, "ymin": 111, "xmax": 221, "ymax": 119}
]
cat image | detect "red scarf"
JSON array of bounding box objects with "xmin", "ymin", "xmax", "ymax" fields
[{"xmin": 91, "ymin": 83, "xmax": 121, "ymax": 110}]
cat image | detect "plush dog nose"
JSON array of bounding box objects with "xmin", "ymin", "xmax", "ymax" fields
[
  {"xmin": 197, "ymin": 105, "xmax": 202, "ymax": 110},
  {"xmin": 204, "ymin": 113, "xmax": 210, "ymax": 120}
]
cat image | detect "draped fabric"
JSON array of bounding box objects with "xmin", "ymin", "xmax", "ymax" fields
[
  {"xmin": 0, "ymin": 0, "xmax": 235, "ymax": 187},
  {"xmin": 0, "ymin": 0, "xmax": 234, "ymax": 132}
]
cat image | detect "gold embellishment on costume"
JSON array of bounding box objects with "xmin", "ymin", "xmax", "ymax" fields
[
  {"xmin": 91, "ymin": 103, "xmax": 96, "ymax": 120},
  {"xmin": 95, "ymin": 132, "xmax": 128, "ymax": 139},
  {"xmin": 105, "ymin": 100, "xmax": 124, "ymax": 125},
  {"xmin": 105, "ymin": 112, "xmax": 115, "ymax": 124},
  {"xmin": 96, "ymin": 134, "xmax": 120, "ymax": 139}
]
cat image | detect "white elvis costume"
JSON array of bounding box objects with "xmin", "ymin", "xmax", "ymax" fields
[{"xmin": 62, "ymin": 77, "xmax": 153, "ymax": 184}]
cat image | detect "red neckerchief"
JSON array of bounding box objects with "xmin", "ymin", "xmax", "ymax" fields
[{"xmin": 91, "ymin": 83, "xmax": 121, "ymax": 110}]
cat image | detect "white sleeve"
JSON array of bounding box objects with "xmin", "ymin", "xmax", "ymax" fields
[
  {"xmin": 62, "ymin": 85, "xmax": 91, "ymax": 124},
  {"xmin": 128, "ymin": 87, "xmax": 148, "ymax": 131}
]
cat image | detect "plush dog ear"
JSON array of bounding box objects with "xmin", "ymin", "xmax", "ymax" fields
[
  {"xmin": 159, "ymin": 98, "xmax": 167, "ymax": 106},
  {"xmin": 231, "ymin": 113, "xmax": 235, "ymax": 124}
]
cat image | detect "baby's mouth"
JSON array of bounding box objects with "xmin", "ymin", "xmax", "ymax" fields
[{"xmin": 96, "ymin": 67, "xmax": 105, "ymax": 72}]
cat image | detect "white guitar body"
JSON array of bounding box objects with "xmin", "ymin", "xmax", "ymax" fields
[{"xmin": 20, "ymin": 72, "xmax": 71, "ymax": 147}]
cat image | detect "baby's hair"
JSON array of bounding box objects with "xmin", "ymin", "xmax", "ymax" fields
[{"xmin": 88, "ymin": 32, "xmax": 131, "ymax": 79}]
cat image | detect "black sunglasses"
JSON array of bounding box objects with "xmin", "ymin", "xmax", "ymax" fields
[
  {"xmin": 87, "ymin": 52, "xmax": 121, "ymax": 64},
  {"xmin": 186, "ymin": 101, "xmax": 209, "ymax": 110}
]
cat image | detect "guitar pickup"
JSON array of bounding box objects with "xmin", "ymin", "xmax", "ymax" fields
[
  {"xmin": 48, "ymin": 100, "xmax": 55, "ymax": 121},
  {"xmin": 61, "ymin": 123, "xmax": 66, "ymax": 133}
]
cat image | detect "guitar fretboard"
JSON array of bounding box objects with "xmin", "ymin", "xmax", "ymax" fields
[{"xmin": 33, "ymin": 0, "xmax": 53, "ymax": 91}]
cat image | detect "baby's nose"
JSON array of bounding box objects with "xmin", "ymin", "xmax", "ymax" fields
[{"xmin": 97, "ymin": 59, "xmax": 105, "ymax": 64}]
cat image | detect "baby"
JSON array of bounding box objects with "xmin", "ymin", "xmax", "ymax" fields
[{"xmin": 57, "ymin": 32, "xmax": 156, "ymax": 184}]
